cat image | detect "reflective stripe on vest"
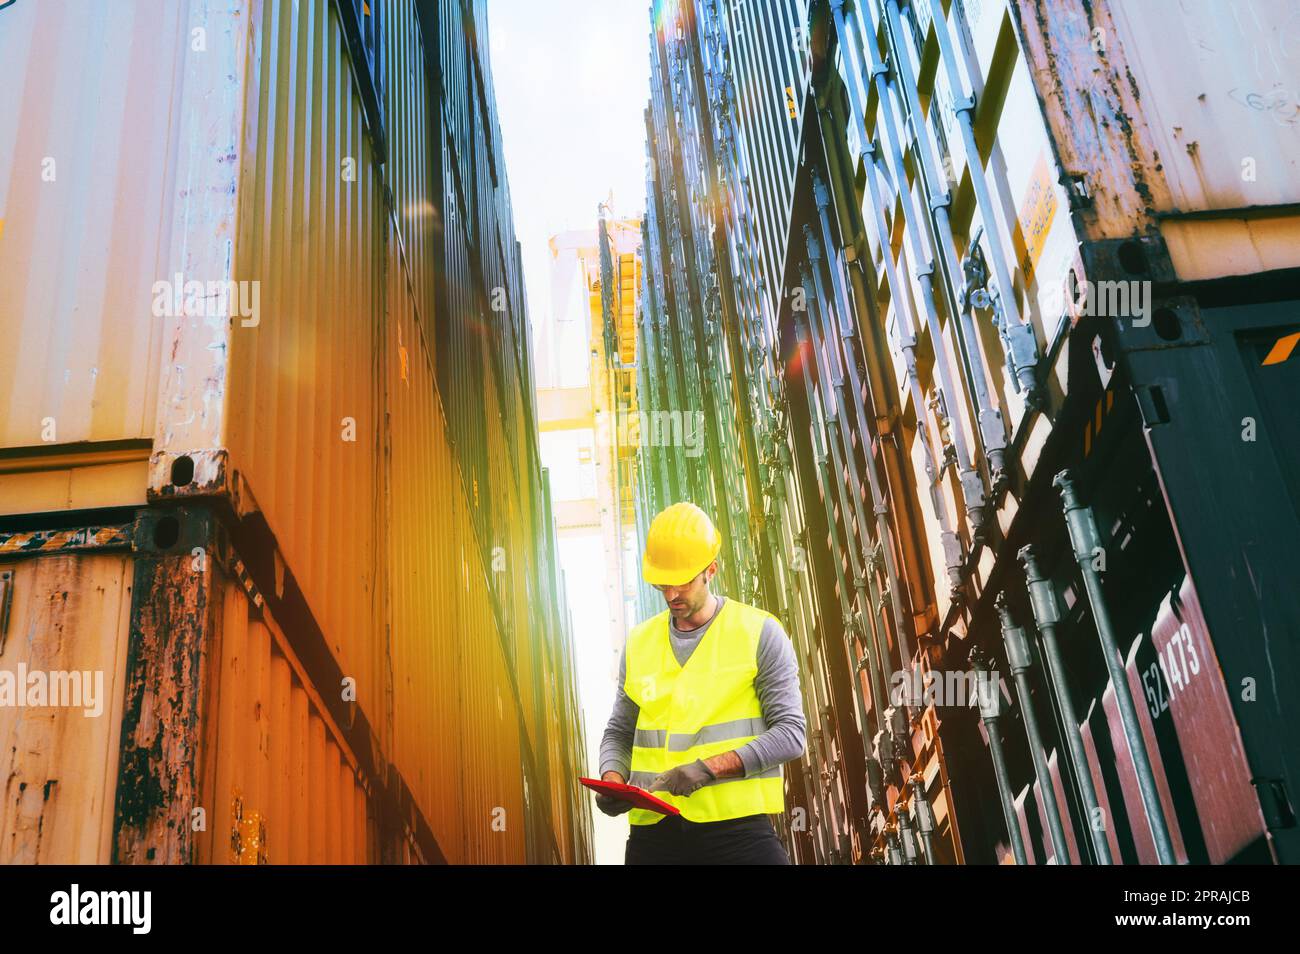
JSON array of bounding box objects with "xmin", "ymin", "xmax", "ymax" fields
[{"xmin": 624, "ymin": 598, "xmax": 786, "ymax": 824}]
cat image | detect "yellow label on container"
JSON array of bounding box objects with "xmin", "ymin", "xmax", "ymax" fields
[{"xmin": 1012, "ymin": 153, "xmax": 1057, "ymax": 286}]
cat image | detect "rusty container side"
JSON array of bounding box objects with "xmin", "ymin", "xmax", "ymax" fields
[
  {"xmin": 221, "ymin": 0, "xmax": 385, "ymax": 730},
  {"xmin": 1009, "ymin": 0, "xmax": 1300, "ymax": 280},
  {"xmin": 0, "ymin": 552, "xmax": 134, "ymax": 864},
  {"xmin": 1061, "ymin": 533, "xmax": 1268, "ymax": 866},
  {"xmin": 199, "ymin": 568, "xmax": 373, "ymax": 865},
  {"xmin": 0, "ymin": 538, "xmax": 379, "ymax": 866}
]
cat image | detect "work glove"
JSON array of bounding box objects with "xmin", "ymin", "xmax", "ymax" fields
[
  {"xmin": 648, "ymin": 758, "xmax": 716, "ymax": 797},
  {"xmin": 594, "ymin": 773, "xmax": 634, "ymax": 817},
  {"xmin": 595, "ymin": 791, "xmax": 634, "ymax": 817}
]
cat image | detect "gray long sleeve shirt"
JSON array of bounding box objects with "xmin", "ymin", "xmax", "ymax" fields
[{"xmin": 599, "ymin": 596, "xmax": 806, "ymax": 781}]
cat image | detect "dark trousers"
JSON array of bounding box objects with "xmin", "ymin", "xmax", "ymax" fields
[{"xmin": 625, "ymin": 813, "xmax": 792, "ymax": 865}]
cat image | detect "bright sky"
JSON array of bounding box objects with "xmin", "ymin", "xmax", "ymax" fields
[
  {"xmin": 488, "ymin": 0, "xmax": 650, "ymax": 331},
  {"xmin": 487, "ymin": 0, "xmax": 652, "ymax": 867}
]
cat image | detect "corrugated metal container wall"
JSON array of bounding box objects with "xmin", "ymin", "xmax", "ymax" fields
[
  {"xmin": 717, "ymin": 0, "xmax": 809, "ymax": 319},
  {"xmin": 644, "ymin": 10, "xmax": 739, "ymax": 599},
  {"xmin": 198, "ymin": 570, "xmax": 373, "ymax": 865},
  {"xmin": 560, "ymin": 629, "xmax": 589, "ymax": 862},
  {"xmin": 1, "ymin": 0, "xmax": 590, "ymax": 864},
  {"xmin": 0, "ymin": 553, "xmax": 133, "ymax": 864},
  {"xmin": 454, "ymin": 487, "xmax": 527, "ymax": 865},
  {"xmin": 0, "ymin": 0, "xmax": 389, "ymax": 705},
  {"xmin": 473, "ymin": 105, "xmax": 497, "ymax": 302},
  {"xmin": 637, "ymin": 0, "xmax": 1300, "ymax": 865},
  {"xmin": 225, "ymin": 0, "xmax": 385, "ymax": 730},
  {"xmin": 437, "ymin": 0, "xmax": 474, "ymax": 213},
  {"xmin": 642, "ymin": 0, "xmax": 878, "ymax": 864},
  {"xmin": 544, "ymin": 655, "xmax": 573, "ymax": 862},
  {"xmin": 383, "ymin": 208, "xmax": 536, "ymax": 865},
  {"xmin": 483, "ymin": 353, "xmax": 537, "ymax": 755},
  {"xmin": 385, "ymin": 236, "xmax": 465, "ymax": 856},
  {"xmin": 505, "ymin": 485, "xmax": 539, "ymax": 757},
  {"xmin": 437, "ymin": 137, "xmax": 489, "ymax": 539},
  {"xmin": 843, "ymin": 0, "xmax": 1081, "ymax": 588},
  {"xmin": 384, "ymin": 0, "xmax": 440, "ymax": 344},
  {"xmin": 0, "ymin": 1, "xmax": 180, "ymax": 456},
  {"xmin": 0, "ymin": 543, "xmax": 378, "ymax": 865}
]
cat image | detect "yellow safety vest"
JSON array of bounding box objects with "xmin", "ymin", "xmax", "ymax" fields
[{"xmin": 624, "ymin": 598, "xmax": 786, "ymax": 825}]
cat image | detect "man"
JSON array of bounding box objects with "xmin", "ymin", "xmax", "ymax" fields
[{"xmin": 595, "ymin": 501, "xmax": 806, "ymax": 864}]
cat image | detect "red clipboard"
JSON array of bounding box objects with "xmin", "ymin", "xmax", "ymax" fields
[{"xmin": 580, "ymin": 777, "xmax": 682, "ymax": 816}]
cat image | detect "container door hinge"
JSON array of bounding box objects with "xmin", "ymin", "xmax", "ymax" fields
[{"xmin": 1252, "ymin": 777, "xmax": 1297, "ymax": 830}]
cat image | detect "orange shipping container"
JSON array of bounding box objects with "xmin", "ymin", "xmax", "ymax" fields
[
  {"xmin": 0, "ymin": 0, "xmax": 589, "ymax": 864},
  {"xmin": 0, "ymin": 535, "xmax": 374, "ymax": 865}
]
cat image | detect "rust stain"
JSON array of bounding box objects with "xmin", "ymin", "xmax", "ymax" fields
[
  {"xmin": 113, "ymin": 516, "xmax": 215, "ymax": 864},
  {"xmin": 1, "ymin": 555, "xmax": 131, "ymax": 863},
  {"xmin": 1021, "ymin": 0, "xmax": 1165, "ymax": 234},
  {"xmin": 230, "ymin": 787, "xmax": 268, "ymax": 864},
  {"xmin": 146, "ymin": 449, "xmax": 230, "ymax": 500},
  {"xmin": 1125, "ymin": 66, "xmax": 1141, "ymax": 105}
]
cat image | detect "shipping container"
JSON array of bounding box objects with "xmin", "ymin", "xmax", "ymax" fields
[
  {"xmin": 0, "ymin": 511, "xmax": 376, "ymax": 865},
  {"xmin": 0, "ymin": 0, "xmax": 590, "ymax": 864},
  {"xmin": 634, "ymin": 0, "xmax": 1300, "ymax": 864}
]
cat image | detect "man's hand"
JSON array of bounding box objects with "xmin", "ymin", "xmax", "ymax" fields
[
  {"xmin": 648, "ymin": 758, "xmax": 716, "ymax": 797},
  {"xmin": 595, "ymin": 770, "xmax": 633, "ymax": 817}
]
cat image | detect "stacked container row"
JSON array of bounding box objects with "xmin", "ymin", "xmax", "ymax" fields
[
  {"xmin": 635, "ymin": 0, "xmax": 1299, "ymax": 864},
  {"xmin": 0, "ymin": 0, "xmax": 590, "ymax": 864}
]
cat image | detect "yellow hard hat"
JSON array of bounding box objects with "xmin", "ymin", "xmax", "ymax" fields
[{"xmin": 642, "ymin": 502, "xmax": 722, "ymax": 586}]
